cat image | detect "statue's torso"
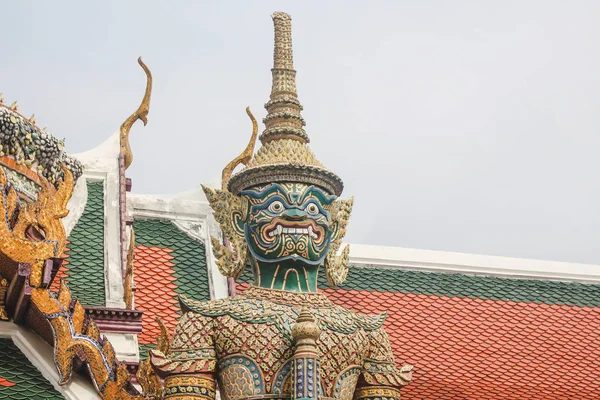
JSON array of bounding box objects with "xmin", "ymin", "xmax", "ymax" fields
[{"xmin": 167, "ymin": 286, "xmax": 394, "ymax": 400}]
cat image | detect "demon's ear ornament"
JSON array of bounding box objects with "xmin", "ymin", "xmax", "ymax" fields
[
  {"xmin": 325, "ymin": 196, "xmax": 354, "ymax": 288},
  {"xmin": 202, "ymin": 185, "xmax": 249, "ymax": 280}
]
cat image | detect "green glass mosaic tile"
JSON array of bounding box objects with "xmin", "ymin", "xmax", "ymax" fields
[
  {"xmin": 240, "ymin": 263, "xmax": 600, "ymax": 307},
  {"xmin": 0, "ymin": 338, "xmax": 63, "ymax": 399},
  {"xmin": 134, "ymin": 219, "xmax": 211, "ymax": 359},
  {"xmin": 134, "ymin": 219, "xmax": 211, "ymax": 303},
  {"xmin": 64, "ymin": 182, "xmax": 106, "ymax": 306}
]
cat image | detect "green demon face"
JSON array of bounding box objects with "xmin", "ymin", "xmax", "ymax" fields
[{"xmin": 240, "ymin": 183, "xmax": 336, "ymax": 265}]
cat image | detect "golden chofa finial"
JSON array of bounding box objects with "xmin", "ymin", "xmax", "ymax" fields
[
  {"xmin": 9, "ymin": 101, "xmax": 18, "ymax": 111},
  {"xmin": 0, "ymin": 93, "xmax": 4, "ymax": 104},
  {"xmin": 120, "ymin": 57, "xmax": 153, "ymax": 170},
  {"xmin": 29, "ymin": 114, "xmax": 36, "ymax": 124},
  {"xmin": 221, "ymin": 107, "xmax": 258, "ymax": 190}
]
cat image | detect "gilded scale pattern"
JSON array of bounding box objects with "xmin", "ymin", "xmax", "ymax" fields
[
  {"xmin": 0, "ymin": 164, "xmax": 72, "ymax": 287},
  {"xmin": 0, "ymin": 276, "xmax": 8, "ymax": 320}
]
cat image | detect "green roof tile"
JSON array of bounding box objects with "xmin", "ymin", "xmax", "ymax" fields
[
  {"xmin": 240, "ymin": 264, "xmax": 600, "ymax": 307},
  {"xmin": 0, "ymin": 338, "xmax": 63, "ymax": 399},
  {"xmin": 134, "ymin": 220, "xmax": 211, "ymax": 358},
  {"xmin": 134, "ymin": 219, "xmax": 211, "ymax": 303},
  {"xmin": 138, "ymin": 343, "xmax": 155, "ymax": 362},
  {"xmin": 64, "ymin": 182, "xmax": 106, "ymax": 306}
]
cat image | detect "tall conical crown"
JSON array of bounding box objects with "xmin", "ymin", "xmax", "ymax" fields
[{"xmin": 227, "ymin": 12, "xmax": 344, "ymax": 196}]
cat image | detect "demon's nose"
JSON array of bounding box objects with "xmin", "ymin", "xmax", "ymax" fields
[{"xmin": 282, "ymin": 209, "xmax": 307, "ymax": 221}]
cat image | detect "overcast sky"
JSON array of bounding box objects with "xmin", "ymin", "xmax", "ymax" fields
[{"xmin": 2, "ymin": 1, "xmax": 599, "ymax": 264}]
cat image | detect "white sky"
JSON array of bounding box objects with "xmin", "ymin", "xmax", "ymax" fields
[{"xmin": 2, "ymin": 1, "xmax": 599, "ymax": 264}]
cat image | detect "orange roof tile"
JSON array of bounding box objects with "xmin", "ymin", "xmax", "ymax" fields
[
  {"xmin": 0, "ymin": 377, "xmax": 16, "ymax": 387},
  {"xmin": 134, "ymin": 245, "xmax": 180, "ymax": 344},
  {"xmin": 49, "ymin": 241, "xmax": 70, "ymax": 293},
  {"xmin": 322, "ymin": 288, "xmax": 600, "ymax": 399}
]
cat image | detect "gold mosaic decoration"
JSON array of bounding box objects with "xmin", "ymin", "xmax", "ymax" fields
[
  {"xmin": 1, "ymin": 62, "xmax": 156, "ymax": 399},
  {"xmin": 354, "ymin": 386, "xmax": 403, "ymax": 399},
  {"xmin": 31, "ymin": 281, "xmax": 151, "ymax": 399},
  {"xmin": 138, "ymin": 316, "xmax": 171, "ymax": 399},
  {"xmin": 0, "ymin": 276, "xmax": 8, "ymax": 320},
  {"xmin": 0, "ymin": 164, "xmax": 72, "ymax": 287}
]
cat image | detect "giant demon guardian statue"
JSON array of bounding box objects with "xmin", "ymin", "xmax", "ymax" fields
[{"xmin": 148, "ymin": 12, "xmax": 413, "ymax": 400}]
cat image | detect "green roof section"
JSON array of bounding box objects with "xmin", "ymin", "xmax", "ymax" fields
[
  {"xmin": 240, "ymin": 264, "xmax": 600, "ymax": 307},
  {"xmin": 64, "ymin": 182, "xmax": 106, "ymax": 306},
  {"xmin": 134, "ymin": 219, "xmax": 211, "ymax": 360},
  {"xmin": 0, "ymin": 338, "xmax": 63, "ymax": 399},
  {"xmin": 138, "ymin": 343, "xmax": 155, "ymax": 362},
  {"xmin": 331, "ymin": 266, "xmax": 600, "ymax": 307},
  {"xmin": 134, "ymin": 219, "xmax": 211, "ymax": 303}
]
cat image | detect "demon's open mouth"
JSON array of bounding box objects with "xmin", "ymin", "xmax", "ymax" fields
[{"xmin": 263, "ymin": 219, "xmax": 324, "ymax": 242}]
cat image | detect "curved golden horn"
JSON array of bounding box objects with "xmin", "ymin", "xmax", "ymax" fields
[
  {"xmin": 120, "ymin": 57, "xmax": 153, "ymax": 170},
  {"xmin": 221, "ymin": 107, "xmax": 258, "ymax": 190},
  {"xmin": 53, "ymin": 164, "xmax": 74, "ymax": 219}
]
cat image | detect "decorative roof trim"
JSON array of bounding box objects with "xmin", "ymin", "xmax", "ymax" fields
[
  {"xmin": 0, "ymin": 104, "xmax": 83, "ymax": 185},
  {"xmin": 71, "ymin": 141, "xmax": 125, "ymax": 308},
  {"xmin": 128, "ymin": 189, "xmax": 214, "ymax": 222},
  {"xmin": 0, "ymin": 323, "xmax": 100, "ymax": 400},
  {"xmin": 84, "ymin": 307, "xmax": 143, "ymax": 334},
  {"xmin": 348, "ymin": 243, "xmax": 600, "ymax": 284}
]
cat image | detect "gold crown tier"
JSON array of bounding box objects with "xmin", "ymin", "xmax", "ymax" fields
[{"xmin": 228, "ymin": 12, "xmax": 344, "ymax": 196}]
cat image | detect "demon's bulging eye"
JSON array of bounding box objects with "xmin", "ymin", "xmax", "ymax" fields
[
  {"xmin": 305, "ymin": 203, "xmax": 319, "ymax": 216},
  {"xmin": 268, "ymin": 201, "xmax": 284, "ymax": 213}
]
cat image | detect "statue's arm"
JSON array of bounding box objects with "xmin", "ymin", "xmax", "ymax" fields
[
  {"xmin": 354, "ymin": 327, "xmax": 412, "ymax": 400},
  {"xmin": 151, "ymin": 312, "xmax": 218, "ymax": 399}
]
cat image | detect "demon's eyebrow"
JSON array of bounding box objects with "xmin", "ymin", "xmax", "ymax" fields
[
  {"xmin": 298, "ymin": 185, "xmax": 337, "ymax": 205},
  {"xmin": 240, "ymin": 183, "xmax": 289, "ymax": 200}
]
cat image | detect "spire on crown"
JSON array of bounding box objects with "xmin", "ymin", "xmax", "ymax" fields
[
  {"xmin": 261, "ymin": 12, "xmax": 308, "ymax": 144},
  {"xmin": 227, "ymin": 12, "xmax": 344, "ymax": 196}
]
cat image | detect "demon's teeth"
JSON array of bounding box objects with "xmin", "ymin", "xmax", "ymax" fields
[{"xmin": 268, "ymin": 225, "xmax": 315, "ymax": 237}]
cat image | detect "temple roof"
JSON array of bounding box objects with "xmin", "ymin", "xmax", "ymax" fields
[
  {"xmin": 51, "ymin": 181, "xmax": 106, "ymax": 305},
  {"xmin": 133, "ymin": 219, "xmax": 212, "ymax": 360},
  {"xmin": 289, "ymin": 265, "xmax": 600, "ymax": 399},
  {"xmin": 2, "ymin": 13, "xmax": 595, "ymax": 399},
  {"xmin": 0, "ymin": 338, "xmax": 63, "ymax": 399}
]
